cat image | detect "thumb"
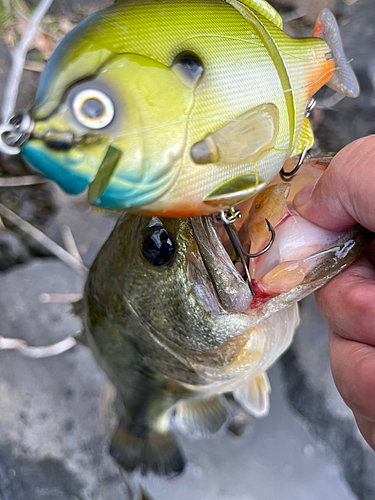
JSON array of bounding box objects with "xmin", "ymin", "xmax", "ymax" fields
[{"xmin": 293, "ymin": 136, "xmax": 375, "ymax": 232}]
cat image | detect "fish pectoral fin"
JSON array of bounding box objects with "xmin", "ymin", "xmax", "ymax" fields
[
  {"xmin": 312, "ymin": 9, "xmax": 360, "ymax": 98},
  {"xmin": 291, "ymin": 116, "xmax": 314, "ymax": 158},
  {"xmin": 110, "ymin": 422, "xmax": 185, "ymax": 477},
  {"xmin": 204, "ymin": 174, "xmax": 266, "ymax": 205},
  {"xmin": 233, "ymin": 372, "xmax": 271, "ymax": 417},
  {"xmin": 191, "ymin": 103, "xmax": 279, "ymax": 165},
  {"xmin": 174, "ymin": 395, "xmax": 228, "ymax": 437}
]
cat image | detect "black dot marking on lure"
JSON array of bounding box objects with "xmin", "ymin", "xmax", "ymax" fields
[
  {"xmin": 81, "ymin": 98, "xmax": 105, "ymax": 119},
  {"xmin": 172, "ymin": 51, "xmax": 204, "ymax": 87},
  {"xmin": 142, "ymin": 224, "xmax": 175, "ymax": 267}
]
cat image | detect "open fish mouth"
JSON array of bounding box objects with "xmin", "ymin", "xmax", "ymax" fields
[{"xmin": 193, "ymin": 156, "xmax": 373, "ymax": 319}]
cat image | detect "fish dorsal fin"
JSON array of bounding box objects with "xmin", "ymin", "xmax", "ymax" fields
[
  {"xmin": 233, "ymin": 372, "xmax": 271, "ymax": 417},
  {"xmin": 233, "ymin": 0, "xmax": 283, "ymax": 29},
  {"xmin": 291, "ymin": 115, "xmax": 314, "ymax": 158},
  {"xmin": 174, "ymin": 396, "xmax": 228, "ymax": 437}
]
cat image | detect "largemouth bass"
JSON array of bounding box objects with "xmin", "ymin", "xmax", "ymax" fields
[
  {"xmin": 17, "ymin": 1, "xmax": 359, "ymax": 216},
  {"xmin": 78, "ymin": 157, "xmax": 372, "ymax": 476}
]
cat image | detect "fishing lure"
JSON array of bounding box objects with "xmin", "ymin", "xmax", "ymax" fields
[{"xmin": 1, "ymin": 1, "xmax": 359, "ymax": 217}]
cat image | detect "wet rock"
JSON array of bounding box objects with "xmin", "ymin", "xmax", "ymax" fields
[
  {"xmin": 0, "ymin": 260, "xmax": 129, "ymax": 500},
  {"xmin": 0, "ymin": 231, "xmax": 30, "ymax": 270}
]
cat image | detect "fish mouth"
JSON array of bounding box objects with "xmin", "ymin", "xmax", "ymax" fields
[
  {"xmin": 193, "ymin": 157, "xmax": 373, "ymax": 316},
  {"xmin": 191, "ymin": 216, "xmax": 253, "ymax": 314}
]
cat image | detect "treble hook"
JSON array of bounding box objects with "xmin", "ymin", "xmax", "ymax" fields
[
  {"xmin": 217, "ymin": 210, "xmax": 275, "ymax": 297},
  {"xmin": 280, "ymin": 97, "xmax": 316, "ymax": 182},
  {"xmin": 280, "ymin": 142, "xmax": 309, "ymax": 182},
  {"xmin": 230, "ymin": 219, "xmax": 275, "ymax": 259}
]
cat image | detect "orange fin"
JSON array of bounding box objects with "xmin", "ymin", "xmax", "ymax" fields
[{"xmin": 312, "ymin": 9, "xmax": 360, "ymax": 98}]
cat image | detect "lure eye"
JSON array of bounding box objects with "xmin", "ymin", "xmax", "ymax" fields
[
  {"xmin": 172, "ymin": 51, "xmax": 204, "ymax": 88},
  {"xmin": 72, "ymin": 89, "xmax": 115, "ymax": 129},
  {"xmin": 142, "ymin": 224, "xmax": 175, "ymax": 267}
]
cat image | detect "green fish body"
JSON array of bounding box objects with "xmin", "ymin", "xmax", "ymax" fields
[
  {"xmin": 79, "ymin": 157, "xmax": 371, "ymax": 476},
  {"xmin": 21, "ymin": 1, "xmax": 359, "ymax": 216}
]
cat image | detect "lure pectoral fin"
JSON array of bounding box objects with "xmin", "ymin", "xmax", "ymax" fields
[
  {"xmin": 203, "ymin": 175, "xmax": 266, "ymax": 205},
  {"xmin": 191, "ymin": 103, "xmax": 279, "ymax": 165},
  {"xmin": 88, "ymin": 145, "xmax": 123, "ymax": 204}
]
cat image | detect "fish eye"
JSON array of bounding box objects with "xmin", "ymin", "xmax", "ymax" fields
[
  {"xmin": 172, "ymin": 51, "xmax": 204, "ymax": 88},
  {"xmin": 72, "ymin": 89, "xmax": 114, "ymax": 129},
  {"xmin": 142, "ymin": 224, "xmax": 175, "ymax": 267}
]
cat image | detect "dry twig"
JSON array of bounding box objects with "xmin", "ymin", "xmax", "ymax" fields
[
  {"xmin": 61, "ymin": 225, "xmax": 85, "ymax": 266},
  {"xmin": 0, "ymin": 335, "xmax": 77, "ymax": 358},
  {"xmin": 0, "ymin": 202, "xmax": 88, "ymax": 274},
  {"xmin": 2, "ymin": 0, "xmax": 10, "ymax": 13},
  {"xmin": 2, "ymin": 0, "xmax": 55, "ymax": 122},
  {"xmin": 0, "ymin": 175, "xmax": 47, "ymax": 187},
  {"xmin": 39, "ymin": 293, "xmax": 83, "ymax": 303}
]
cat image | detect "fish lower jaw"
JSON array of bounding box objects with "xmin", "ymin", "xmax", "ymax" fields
[{"xmin": 230, "ymin": 202, "xmax": 369, "ymax": 314}]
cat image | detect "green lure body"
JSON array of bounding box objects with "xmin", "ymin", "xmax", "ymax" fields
[{"xmin": 21, "ymin": 1, "xmax": 359, "ymax": 216}]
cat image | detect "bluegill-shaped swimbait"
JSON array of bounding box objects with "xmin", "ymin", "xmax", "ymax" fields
[
  {"xmin": 78, "ymin": 157, "xmax": 371, "ymax": 476},
  {"xmin": 20, "ymin": 1, "xmax": 359, "ymax": 216}
]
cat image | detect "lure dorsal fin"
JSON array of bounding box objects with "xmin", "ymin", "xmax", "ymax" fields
[
  {"xmin": 291, "ymin": 116, "xmax": 314, "ymax": 158},
  {"xmin": 233, "ymin": 372, "xmax": 271, "ymax": 417},
  {"xmin": 312, "ymin": 9, "xmax": 360, "ymax": 98},
  {"xmin": 234, "ymin": 0, "xmax": 283, "ymax": 29}
]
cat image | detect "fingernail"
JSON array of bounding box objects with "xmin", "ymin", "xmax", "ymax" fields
[{"xmin": 293, "ymin": 179, "xmax": 319, "ymax": 209}]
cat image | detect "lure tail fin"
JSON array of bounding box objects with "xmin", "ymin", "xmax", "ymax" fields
[
  {"xmin": 110, "ymin": 422, "xmax": 185, "ymax": 477},
  {"xmin": 312, "ymin": 9, "xmax": 360, "ymax": 98}
]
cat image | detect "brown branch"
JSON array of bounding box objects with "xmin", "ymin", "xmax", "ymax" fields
[
  {"xmin": 0, "ymin": 175, "xmax": 47, "ymax": 187},
  {"xmin": 0, "ymin": 203, "xmax": 88, "ymax": 274}
]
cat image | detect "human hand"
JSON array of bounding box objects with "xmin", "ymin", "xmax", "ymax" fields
[{"xmin": 293, "ymin": 136, "xmax": 375, "ymax": 450}]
